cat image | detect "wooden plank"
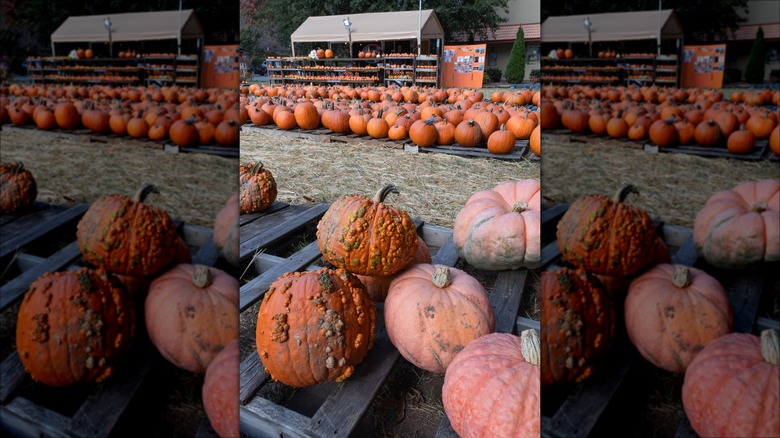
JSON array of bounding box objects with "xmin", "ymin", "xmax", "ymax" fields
[
  {"xmin": 239, "ymin": 204, "xmax": 328, "ymax": 261},
  {"xmin": 0, "ymin": 353, "xmax": 26, "ymax": 404},
  {"xmin": 671, "ymin": 237, "xmax": 698, "ymax": 266},
  {"xmin": 0, "ymin": 203, "xmax": 88, "ymax": 260},
  {"xmin": 0, "ymin": 202, "xmax": 53, "ymax": 228},
  {"xmin": 420, "ymin": 145, "xmax": 525, "ymax": 161},
  {"xmin": 240, "ymin": 398, "xmax": 312, "ymax": 438},
  {"xmin": 192, "ymin": 237, "xmax": 220, "ymax": 266},
  {"xmin": 0, "ymin": 397, "xmax": 71, "ymax": 438},
  {"xmin": 239, "ymin": 204, "xmax": 311, "ymax": 243},
  {"xmin": 182, "ymin": 223, "xmax": 213, "ymax": 249},
  {"xmin": 658, "ymin": 140, "xmax": 767, "ymax": 162},
  {"xmin": 757, "ymin": 317, "xmax": 780, "ymax": 332},
  {"xmin": 240, "ymin": 241, "xmax": 322, "ymax": 311},
  {"xmin": 419, "ymin": 224, "xmax": 453, "ymax": 248},
  {"xmin": 69, "ymin": 355, "xmax": 153, "ymax": 437},
  {"xmin": 239, "ymin": 202, "xmax": 289, "ymax": 226},
  {"xmin": 14, "ymin": 252, "xmax": 46, "ymax": 272},
  {"xmin": 239, "ymin": 354, "xmax": 270, "ymax": 405},
  {"xmin": 431, "ymin": 237, "xmax": 459, "ymax": 267},
  {"xmin": 541, "ymin": 203, "xmax": 570, "ymax": 225},
  {"xmin": 728, "ymin": 273, "xmax": 764, "ymax": 334},
  {"xmin": 490, "ymin": 270, "xmax": 527, "ymax": 334},
  {"xmin": 0, "ymin": 241, "xmax": 82, "ymax": 312},
  {"xmin": 674, "ymin": 414, "xmax": 698, "ymax": 438},
  {"xmin": 540, "ymin": 242, "xmax": 561, "ymax": 269},
  {"xmin": 516, "ymin": 316, "xmax": 541, "ymax": 333},
  {"xmin": 434, "ymin": 416, "xmax": 460, "ymax": 438}
]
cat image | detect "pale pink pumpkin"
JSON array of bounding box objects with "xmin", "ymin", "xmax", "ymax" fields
[{"xmin": 202, "ymin": 339, "xmax": 239, "ymax": 438}]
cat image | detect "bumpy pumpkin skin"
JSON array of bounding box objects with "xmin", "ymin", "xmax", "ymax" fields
[
  {"xmin": 317, "ymin": 185, "xmax": 418, "ymax": 276},
  {"xmin": 384, "ymin": 264, "xmax": 495, "ymax": 374},
  {"xmin": 203, "ymin": 339, "xmax": 239, "ymax": 438},
  {"xmin": 556, "ymin": 185, "xmax": 657, "ymax": 276},
  {"xmin": 256, "ymin": 268, "xmax": 376, "ymax": 387},
  {"xmin": 625, "ymin": 264, "xmax": 733, "ymax": 373},
  {"xmin": 683, "ymin": 330, "xmax": 779, "ymax": 438},
  {"xmin": 213, "ymin": 193, "xmax": 240, "ymax": 266},
  {"xmin": 453, "ymin": 179, "xmax": 541, "ymax": 270},
  {"xmin": 693, "ymin": 179, "xmax": 780, "ymax": 268},
  {"xmin": 540, "ymin": 268, "xmax": 615, "ymax": 386},
  {"xmin": 77, "ymin": 185, "xmax": 178, "ymax": 276},
  {"xmin": 0, "ymin": 162, "xmax": 38, "ymax": 214},
  {"xmin": 145, "ymin": 264, "xmax": 239, "ymax": 373},
  {"xmin": 16, "ymin": 268, "xmax": 135, "ymax": 387},
  {"xmin": 356, "ymin": 236, "xmax": 431, "ymax": 301},
  {"xmin": 239, "ymin": 161, "xmax": 277, "ymax": 214},
  {"xmin": 443, "ymin": 331, "xmax": 540, "ymax": 438}
]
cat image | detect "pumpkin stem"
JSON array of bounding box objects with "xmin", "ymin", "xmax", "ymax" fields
[
  {"xmin": 11, "ymin": 161, "xmax": 25, "ymax": 174},
  {"xmin": 672, "ymin": 266, "xmax": 692, "ymax": 288},
  {"xmin": 432, "ymin": 266, "xmax": 452, "ymax": 288},
  {"xmin": 614, "ymin": 185, "xmax": 639, "ymax": 203},
  {"xmin": 753, "ymin": 201, "xmax": 768, "ymax": 213},
  {"xmin": 761, "ymin": 329, "xmax": 779, "ymax": 365},
  {"xmin": 133, "ymin": 185, "xmax": 159, "ymax": 203},
  {"xmin": 192, "ymin": 265, "xmax": 213, "ymax": 288},
  {"xmin": 373, "ymin": 185, "xmax": 399, "ymax": 203},
  {"xmin": 520, "ymin": 329, "xmax": 540, "ymax": 366},
  {"xmin": 512, "ymin": 201, "xmax": 529, "ymax": 213},
  {"xmin": 251, "ymin": 161, "xmax": 265, "ymax": 174}
]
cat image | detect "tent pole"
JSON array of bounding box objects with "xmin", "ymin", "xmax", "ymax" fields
[
  {"xmin": 658, "ymin": 0, "xmax": 662, "ymax": 55},
  {"xmin": 51, "ymin": 42, "xmax": 55, "ymax": 57},
  {"xmin": 291, "ymin": 38, "xmax": 295, "ymax": 57},
  {"xmin": 418, "ymin": 0, "xmax": 422, "ymax": 56},
  {"xmin": 178, "ymin": 0, "xmax": 182, "ymax": 55}
]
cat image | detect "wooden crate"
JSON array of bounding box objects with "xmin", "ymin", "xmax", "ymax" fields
[
  {"xmin": 238, "ymin": 202, "xmax": 538, "ymax": 437},
  {"xmin": 0, "ymin": 202, "xmax": 223, "ymax": 437},
  {"xmin": 539, "ymin": 204, "xmax": 778, "ymax": 438}
]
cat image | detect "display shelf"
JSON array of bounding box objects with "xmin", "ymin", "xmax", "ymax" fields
[
  {"xmin": 25, "ymin": 55, "xmax": 199, "ymax": 87},
  {"xmin": 413, "ymin": 56, "xmax": 439, "ymax": 87},
  {"xmin": 620, "ymin": 54, "xmax": 678, "ymax": 86},
  {"xmin": 266, "ymin": 56, "xmax": 440, "ymax": 86},
  {"xmin": 540, "ymin": 58, "xmax": 622, "ymax": 85}
]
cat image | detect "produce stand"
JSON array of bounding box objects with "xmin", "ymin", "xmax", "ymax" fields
[{"xmin": 267, "ymin": 55, "xmax": 439, "ymax": 87}]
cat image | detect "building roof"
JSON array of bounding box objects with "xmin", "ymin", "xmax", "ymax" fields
[
  {"xmin": 290, "ymin": 10, "xmax": 444, "ymax": 44},
  {"xmin": 732, "ymin": 23, "xmax": 780, "ymax": 41},
  {"xmin": 451, "ymin": 23, "xmax": 540, "ymax": 44},
  {"xmin": 542, "ymin": 9, "xmax": 684, "ymax": 43},
  {"xmin": 51, "ymin": 10, "xmax": 204, "ymax": 43}
]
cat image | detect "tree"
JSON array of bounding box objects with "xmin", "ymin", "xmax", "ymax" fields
[
  {"xmin": 744, "ymin": 26, "xmax": 765, "ymax": 83},
  {"xmin": 505, "ymin": 26, "xmax": 525, "ymax": 84}
]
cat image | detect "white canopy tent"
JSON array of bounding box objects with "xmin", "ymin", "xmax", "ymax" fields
[{"xmin": 541, "ymin": 9, "xmax": 684, "ymax": 43}]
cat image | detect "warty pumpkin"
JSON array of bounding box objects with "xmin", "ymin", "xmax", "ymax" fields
[
  {"xmin": 0, "ymin": 161, "xmax": 38, "ymax": 214},
  {"xmin": 213, "ymin": 193, "xmax": 240, "ymax": 266},
  {"xmin": 317, "ymin": 185, "xmax": 418, "ymax": 276},
  {"xmin": 355, "ymin": 235, "xmax": 431, "ymax": 301},
  {"xmin": 202, "ymin": 339, "xmax": 239, "ymax": 438},
  {"xmin": 256, "ymin": 268, "xmax": 376, "ymax": 387},
  {"xmin": 145, "ymin": 264, "xmax": 239, "ymax": 373},
  {"xmin": 453, "ymin": 179, "xmax": 540, "ymax": 270},
  {"xmin": 239, "ymin": 161, "xmax": 277, "ymax": 214},
  {"xmin": 16, "ymin": 268, "xmax": 135, "ymax": 386},
  {"xmin": 384, "ymin": 264, "xmax": 495, "ymax": 374},
  {"xmin": 442, "ymin": 330, "xmax": 540, "ymax": 438}
]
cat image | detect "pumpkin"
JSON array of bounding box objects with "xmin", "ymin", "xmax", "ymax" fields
[
  {"xmin": 127, "ymin": 111, "xmax": 150, "ymax": 138},
  {"xmin": 454, "ymin": 119, "xmax": 483, "ymax": 147},
  {"xmin": 145, "ymin": 264, "xmax": 239, "ymax": 373},
  {"xmin": 771, "ymin": 126, "xmax": 780, "ymax": 155},
  {"xmin": 215, "ymin": 119, "xmax": 239, "ymax": 146},
  {"xmin": 239, "ymin": 161, "xmax": 277, "ymax": 214},
  {"xmin": 474, "ymin": 111, "xmax": 500, "ymax": 140},
  {"xmin": 487, "ymin": 124, "xmax": 517, "ymax": 154},
  {"xmin": 442, "ymin": 331, "xmax": 540, "ymax": 438},
  {"xmin": 202, "ymin": 339, "xmax": 239, "ymax": 438},
  {"xmin": 693, "ymin": 179, "xmax": 779, "ymax": 268},
  {"xmin": 0, "ymin": 161, "xmax": 38, "ymax": 214},
  {"xmin": 409, "ymin": 118, "xmax": 438, "ymax": 147},
  {"xmin": 355, "ymin": 236, "xmax": 431, "ymax": 301},
  {"xmin": 249, "ymin": 106, "xmax": 271, "ymax": 126},
  {"xmin": 317, "ymin": 185, "xmax": 417, "ymax": 276},
  {"xmin": 366, "ymin": 112, "xmax": 390, "ymax": 139},
  {"xmin": 169, "ymin": 118, "xmax": 199, "ymax": 147},
  {"xmin": 625, "ymin": 264, "xmax": 733, "ymax": 373},
  {"xmin": 294, "ymin": 102, "xmax": 320, "ymax": 130},
  {"xmin": 384, "ymin": 264, "xmax": 495, "ymax": 374},
  {"xmin": 453, "ymin": 180, "xmax": 540, "ymax": 270},
  {"xmin": 649, "ymin": 118, "xmax": 679, "ymax": 147},
  {"xmin": 727, "ymin": 125, "xmax": 756, "ymax": 154},
  {"xmin": 606, "ymin": 113, "xmax": 629, "ymax": 138},
  {"xmin": 54, "ymin": 102, "xmax": 80, "ymax": 129},
  {"xmin": 16, "ymin": 268, "xmax": 135, "ymax": 386},
  {"xmin": 213, "ymin": 193, "xmax": 239, "ymax": 266},
  {"xmin": 529, "ymin": 125, "xmax": 540, "ymax": 156},
  {"xmin": 255, "ymin": 268, "xmax": 376, "ymax": 387},
  {"xmin": 694, "ymin": 119, "xmax": 722, "ymax": 146},
  {"xmin": 77, "ymin": 185, "xmax": 178, "ymax": 276},
  {"xmin": 556, "ymin": 185, "xmax": 657, "ymax": 276},
  {"xmin": 682, "ymin": 329, "xmax": 779, "ymax": 438},
  {"xmin": 540, "ymin": 268, "xmax": 615, "ymax": 385}
]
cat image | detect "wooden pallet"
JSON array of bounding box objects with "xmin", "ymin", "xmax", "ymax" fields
[
  {"xmin": 238, "ymin": 202, "xmax": 538, "ymax": 437},
  {"xmin": 415, "ymin": 140, "xmax": 530, "ymax": 161},
  {"xmin": 0, "ymin": 202, "xmax": 223, "ymax": 437},
  {"xmin": 539, "ymin": 204, "xmax": 778, "ymax": 438},
  {"xmin": 653, "ymin": 139, "xmax": 769, "ymax": 162}
]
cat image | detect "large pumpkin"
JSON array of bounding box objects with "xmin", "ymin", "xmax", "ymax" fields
[
  {"xmin": 213, "ymin": 193, "xmax": 240, "ymax": 266},
  {"xmin": 0, "ymin": 161, "xmax": 38, "ymax": 214},
  {"xmin": 355, "ymin": 236, "xmax": 431, "ymax": 301},
  {"xmin": 145, "ymin": 264, "xmax": 239, "ymax": 373},
  {"xmin": 556, "ymin": 185, "xmax": 657, "ymax": 276},
  {"xmin": 239, "ymin": 161, "xmax": 277, "ymax": 214},
  {"xmin": 453, "ymin": 179, "xmax": 540, "ymax": 270},
  {"xmin": 442, "ymin": 331, "xmax": 540, "ymax": 438},
  {"xmin": 16, "ymin": 268, "xmax": 135, "ymax": 386},
  {"xmin": 384, "ymin": 264, "xmax": 495, "ymax": 374},
  {"xmin": 693, "ymin": 179, "xmax": 779, "ymax": 268},
  {"xmin": 317, "ymin": 185, "xmax": 418, "ymax": 276},
  {"xmin": 202, "ymin": 339, "xmax": 239, "ymax": 438},
  {"xmin": 540, "ymin": 268, "xmax": 615, "ymax": 385},
  {"xmin": 255, "ymin": 268, "xmax": 376, "ymax": 387},
  {"xmin": 77, "ymin": 185, "xmax": 178, "ymax": 276},
  {"xmin": 624, "ymin": 264, "xmax": 733, "ymax": 373},
  {"xmin": 682, "ymin": 329, "xmax": 779, "ymax": 438}
]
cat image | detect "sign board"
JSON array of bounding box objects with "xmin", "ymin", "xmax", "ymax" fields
[
  {"xmin": 201, "ymin": 45, "xmax": 239, "ymax": 88},
  {"xmin": 681, "ymin": 44, "xmax": 726, "ymax": 88},
  {"xmin": 442, "ymin": 44, "xmax": 486, "ymax": 88}
]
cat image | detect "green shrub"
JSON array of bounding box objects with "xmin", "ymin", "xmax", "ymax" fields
[
  {"xmin": 744, "ymin": 27, "xmax": 766, "ymax": 83},
  {"xmin": 485, "ymin": 68, "xmax": 503, "ymax": 83},
  {"xmin": 505, "ymin": 27, "xmax": 525, "ymax": 84}
]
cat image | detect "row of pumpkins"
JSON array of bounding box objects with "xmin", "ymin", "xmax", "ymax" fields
[
  {"xmin": 543, "ymin": 178, "xmax": 779, "ymax": 438},
  {"xmin": 1, "ymin": 84, "xmax": 240, "ymax": 147},
  {"xmin": 540, "ymin": 85, "xmax": 780, "ymax": 155},
  {"xmin": 239, "ymin": 161, "xmax": 542, "ymax": 437},
  {"xmin": 239, "ymin": 84, "xmax": 542, "ymax": 156},
  {"xmin": 2, "ymin": 163, "xmax": 240, "ymax": 437}
]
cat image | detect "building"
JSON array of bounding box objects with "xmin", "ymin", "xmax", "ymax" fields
[{"xmin": 730, "ymin": 0, "xmax": 779, "ymax": 82}]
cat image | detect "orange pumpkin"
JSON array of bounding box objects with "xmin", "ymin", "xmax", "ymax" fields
[
  {"xmin": 239, "ymin": 161, "xmax": 277, "ymax": 214},
  {"xmin": 213, "ymin": 193, "xmax": 239, "ymax": 266},
  {"xmin": 487, "ymin": 124, "xmax": 517, "ymax": 154},
  {"xmin": 0, "ymin": 161, "xmax": 37, "ymax": 214},
  {"xmin": 529, "ymin": 125, "xmax": 540, "ymax": 156},
  {"xmin": 355, "ymin": 236, "xmax": 431, "ymax": 301}
]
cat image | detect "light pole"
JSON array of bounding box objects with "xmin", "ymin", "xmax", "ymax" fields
[
  {"xmin": 343, "ymin": 17, "xmax": 352, "ymax": 57},
  {"xmin": 583, "ymin": 16, "xmax": 593, "ymax": 58},
  {"xmin": 104, "ymin": 17, "xmax": 113, "ymax": 58}
]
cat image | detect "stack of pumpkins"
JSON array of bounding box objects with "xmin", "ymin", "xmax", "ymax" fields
[{"xmin": 13, "ymin": 184, "xmax": 241, "ymax": 438}]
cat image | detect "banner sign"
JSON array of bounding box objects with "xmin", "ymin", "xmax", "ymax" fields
[
  {"xmin": 681, "ymin": 44, "xmax": 726, "ymax": 88},
  {"xmin": 442, "ymin": 44, "xmax": 486, "ymax": 88}
]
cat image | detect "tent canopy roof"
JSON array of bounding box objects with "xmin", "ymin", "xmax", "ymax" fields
[
  {"xmin": 542, "ymin": 9, "xmax": 683, "ymax": 43},
  {"xmin": 291, "ymin": 9, "xmax": 444, "ymax": 44},
  {"xmin": 51, "ymin": 10, "xmax": 204, "ymax": 44}
]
